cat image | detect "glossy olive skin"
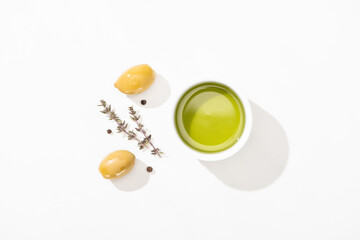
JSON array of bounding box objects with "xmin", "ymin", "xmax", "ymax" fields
[
  {"xmin": 114, "ymin": 64, "xmax": 155, "ymax": 94},
  {"xmin": 99, "ymin": 150, "xmax": 135, "ymax": 179}
]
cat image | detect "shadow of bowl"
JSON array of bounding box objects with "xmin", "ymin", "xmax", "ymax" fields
[
  {"xmin": 127, "ymin": 73, "xmax": 171, "ymax": 108},
  {"xmin": 111, "ymin": 158, "xmax": 150, "ymax": 191},
  {"xmin": 200, "ymin": 101, "xmax": 289, "ymax": 191}
]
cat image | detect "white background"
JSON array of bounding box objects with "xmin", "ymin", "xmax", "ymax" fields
[{"xmin": 1, "ymin": 0, "xmax": 360, "ymax": 239}]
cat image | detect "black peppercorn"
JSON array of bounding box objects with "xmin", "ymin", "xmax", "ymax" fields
[
  {"xmin": 141, "ymin": 99, "xmax": 147, "ymax": 105},
  {"xmin": 146, "ymin": 166, "xmax": 153, "ymax": 173},
  {"xmin": 107, "ymin": 129, "xmax": 112, "ymax": 134}
]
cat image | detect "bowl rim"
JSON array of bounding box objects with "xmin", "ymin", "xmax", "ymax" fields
[{"xmin": 172, "ymin": 80, "xmax": 253, "ymax": 161}]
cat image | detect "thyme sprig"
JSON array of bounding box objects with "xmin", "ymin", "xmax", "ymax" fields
[
  {"xmin": 129, "ymin": 106, "xmax": 163, "ymax": 157},
  {"xmin": 98, "ymin": 100, "xmax": 149, "ymax": 151},
  {"xmin": 98, "ymin": 100, "xmax": 163, "ymax": 158}
]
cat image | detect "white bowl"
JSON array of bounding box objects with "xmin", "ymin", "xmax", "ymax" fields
[{"xmin": 172, "ymin": 81, "xmax": 252, "ymax": 161}]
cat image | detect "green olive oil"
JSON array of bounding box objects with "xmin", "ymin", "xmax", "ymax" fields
[{"xmin": 175, "ymin": 82, "xmax": 245, "ymax": 153}]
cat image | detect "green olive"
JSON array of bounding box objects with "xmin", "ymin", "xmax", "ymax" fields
[
  {"xmin": 99, "ymin": 150, "xmax": 135, "ymax": 179},
  {"xmin": 114, "ymin": 64, "xmax": 155, "ymax": 94}
]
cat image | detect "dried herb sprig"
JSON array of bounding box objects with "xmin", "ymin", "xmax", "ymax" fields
[
  {"xmin": 98, "ymin": 100, "xmax": 163, "ymax": 157},
  {"xmin": 128, "ymin": 106, "xmax": 163, "ymax": 157},
  {"xmin": 98, "ymin": 100, "xmax": 149, "ymax": 151}
]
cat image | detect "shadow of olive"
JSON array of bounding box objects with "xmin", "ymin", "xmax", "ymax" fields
[
  {"xmin": 127, "ymin": 73, "xmax": 171, "ymax": 108},
  {"xmin": 111, "ymin": 158, "xmax": 150, "ymax": 191}
]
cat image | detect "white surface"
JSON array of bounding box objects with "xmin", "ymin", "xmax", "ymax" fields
[{"xmin": 1, "ymin": 0, "xmax": 360, "ymax": 239}]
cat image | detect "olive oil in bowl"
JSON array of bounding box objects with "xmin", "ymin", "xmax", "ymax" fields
[{"xmin": 175, "ymin": 82, "xmax": 246, "ymax": 153}]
